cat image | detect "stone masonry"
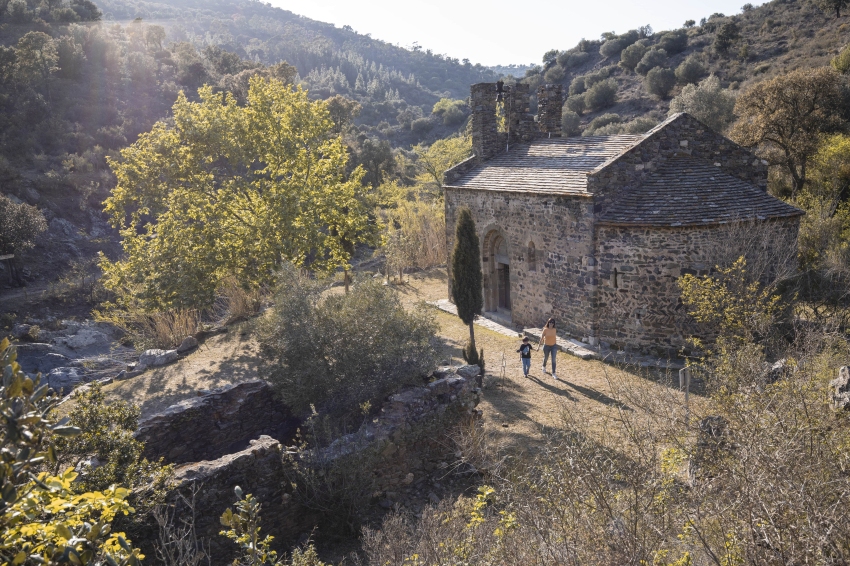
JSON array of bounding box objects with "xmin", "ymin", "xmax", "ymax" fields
[
  {"xmin": 445, "ymin": 85, "xmax": 803, "ymax": 354},
  {"xmin": 135, "ymin": 380, "xmax": 298, "ymax": 464}
]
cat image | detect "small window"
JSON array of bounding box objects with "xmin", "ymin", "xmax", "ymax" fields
[{"xmin": 528, "ymin": 241, "xmax": 537, "ymax": 271}]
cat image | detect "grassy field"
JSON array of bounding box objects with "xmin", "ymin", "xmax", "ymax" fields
[{"xmin": 103, "ymin": 268, "xmax": 700, "ymax": 452}]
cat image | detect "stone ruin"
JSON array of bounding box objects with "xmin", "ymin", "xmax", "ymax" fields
[
  {"xmin": 138, "ymin": 367, "xmax": 481, "ymax": 562},
  {"xmin": 831, "ymin": 366, "xmax": 850, "ymax": 410}
]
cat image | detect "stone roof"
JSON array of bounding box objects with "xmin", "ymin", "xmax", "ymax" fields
[
  {"xmin": 444, "ymin": 135, "xmax": 644, "ymax": 195},
  {"xmin": 597, "ymin": 157, "xmax": 804, "ymax": 227}
]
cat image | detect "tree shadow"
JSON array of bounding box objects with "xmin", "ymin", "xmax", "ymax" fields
[{"xmin": 557, "ymin": 377, "xmax": 633, "ymax": 411}]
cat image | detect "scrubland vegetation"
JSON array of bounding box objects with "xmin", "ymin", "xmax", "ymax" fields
[{"xmin": 5, "ymin": 0, "xmax": 850, "ymax": 564}]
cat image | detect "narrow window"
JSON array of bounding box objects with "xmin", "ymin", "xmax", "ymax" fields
[{"xmin": 528, "ymin": 241, "xmax": 536, "ymax": 271}]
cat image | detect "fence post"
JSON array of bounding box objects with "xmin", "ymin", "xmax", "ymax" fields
[{"xmin": 679, "ymin": 366, "xmax": 691, "ymax": 426}]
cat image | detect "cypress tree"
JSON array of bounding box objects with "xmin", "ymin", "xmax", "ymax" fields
[{"xmin": 451, "ymin": 208, "xmax": 483, "ymax": 366}]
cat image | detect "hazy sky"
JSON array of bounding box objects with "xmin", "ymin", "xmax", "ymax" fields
[{"xmin": 269, "ymin": 0, "xmax": 762, "ymax": 66}]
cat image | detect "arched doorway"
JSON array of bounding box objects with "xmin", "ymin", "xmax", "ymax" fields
[{"xmin": 483, "ymin": 229, "xmax": 511, "ymax": 315}]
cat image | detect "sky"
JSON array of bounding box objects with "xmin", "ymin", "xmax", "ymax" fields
[{"xmin": 269, "ymin": 0, "xmax": 763, "ymax": 67}]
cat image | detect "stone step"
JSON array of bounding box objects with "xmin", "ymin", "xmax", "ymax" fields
[{"xmin": 428, "ymin": 299, "xmax": 523, "ymax": 338}]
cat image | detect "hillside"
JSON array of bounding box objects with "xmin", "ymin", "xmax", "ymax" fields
[{"xmin": 512, "ymin": 0, "xmax": 850, "ymax": 135}]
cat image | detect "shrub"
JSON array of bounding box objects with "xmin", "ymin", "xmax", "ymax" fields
[
  {"xmin": 583, "ymin": 66, "xmax": 614, "ymax": 88},
  {"xmin": 561, "ymin": 109, "xmax": 581, "ymax": 136},
  {"xmin": 565, "ymin": 94, "xmax": 586, "ymax": 115},
  {"xmin": 623, "ymin": 115, "xmax": 658, "ymax": 133},
  {"xmin": 635, "ymin": 48, "xmax": 668, "ymax": 75},
  {"xmin": 714, "ymin": 21, "xmax": 740, "ymax": 54},
  {"xmin": 411, "ymin": 117, "xmax": 433, "ymax": 133},
  {"xmin": 831, "ymin": 44, "xmax": 850, "ymax": 74},
  {"xmin": 658, "ymin": 30, "xmax": 688, "ymax": 54},
  {"xmin": 569, "ymin": 75, "xmax": 586, "ymax": 96},
  {"xmin": 432, "ymin": 98, "xmax": 467, "ymax": 125},
  {"xmin": 562, "ymin": 50, "xmax": 590, "ymax": 69},
  {"xmin": 669, "ymin": 74, "xmax": 736, "ymax": 132},
  {"xmin": 676, "ymin": 55, "xmax": 707, "ymax": 84},
  {"xmin": 584, "ymin": 78, "xmax": 618, "ymax": 111},
  {"xmin": 543, "ymin": 64, "xmax": 565, "ymax": 83},
  {"xmin": 645, "ymin": 67, "xmax": 677, "ymax": 99},
  {"xmin": 258, "ymin": 268, "xmax": 438, "ymax": 418},
  {"xmin": 619, "ymin": 43, "xmax": 648, "ymax": 71},
  {"xmin": 585, "ymin": 112, "xmax": 622, "ymax": 133},
  {"xmin": 599, "ymin": 38, "xmax": 625, "ymax": 58}
]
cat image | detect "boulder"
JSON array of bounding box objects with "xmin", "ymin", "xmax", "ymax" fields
[
  {"xmin": 47, "ymin": 367, "xmax": 85, "ymax": 394},
  {"xmin": 455, "ymin": 364, "xmax": 481, "ymax": 379},
  {"xmin": 14, "ymin": 343, "xmax": 70, "ymax": 375},
  {"xmin": 138, "ymin": 349, "xmax": 179, "ymax": 368},
  {"xmin": 176, "ymin": 336, "xmax": 198, "ymax": 354}
]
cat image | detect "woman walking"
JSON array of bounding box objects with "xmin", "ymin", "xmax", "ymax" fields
[{"xmin": 539, "ymin": 318, "xmax": 558, "ymax": 380}]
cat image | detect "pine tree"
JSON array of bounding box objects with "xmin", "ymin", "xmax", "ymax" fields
[{"xmin": 451, "ymin": 208, "xmax": 483, "ymax": 367}]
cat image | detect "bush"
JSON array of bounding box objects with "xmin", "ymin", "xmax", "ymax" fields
[
  {"xmin": 561, "ymin": 109, "xmax": 581, "ymax": 136},
  {"xmin": 569, "ymin": 75, "xmax": 586, "ymax": 96},
  {"xmin": 411, "ymin": 117, "xmax": 433, "ymax": 133},
  {"xmin": 831, "ymin": 44, "xmax": 850, "ymax": 74},
  {"xmin": 676, "ymin": 55, "xmax": 707, "ymax": 85},
  {"xmin": 623, "ymin": 115, "xmax": 658, "ymax": 133},
  {"xmin": 565, "ymin": 94, "xmax": 586, "ymax": 115},
  {"xmin": 583, "ymin": 66, "xmax": 614, "ymax": 87},
  {"xmin": 658, "ymin": 30, "xmax": 688, "ymax": 54},
  {"xmin": 584, "ymin": 78, "xmax": 618, "ymax": 111},
  {"xmin": 258, "ymin": 268, "xmax": 438, "ymax": 418},
  {"xmin": 619, "ymin": 43, "xmax": 648, "ymax": 71},
  {"xmin": 543, "ymin": 64, "xmax": 565, "ymax": 83},
  {"xmin": 714, "ymin": 21, "xmax": 740, "ymax": 54},
  {"xmin": 560, "ymin": 50, "xmax": 590, "ymax": 69},
  {"xmin": 635, "ymin": 48, "xmax": 668, "ymax": 75},
  {"xmin": 599, "ymin": 38, "xmax": 625, "ymax": 58},
  {"xmin": 585, "ymin": 112, "xmax": 622, "ymax": 133},
  {"xmin": 669, "ymin": 74, "xmax": 736, "ymax": 132},
  {"xmin": 645, "ymin": 67, "xmax": 677, "ymax": 99},
  {"xmin": 432, "ymin": 98, "xmax": 467, "ymax": 125}
]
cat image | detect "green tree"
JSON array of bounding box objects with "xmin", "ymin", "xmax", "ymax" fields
[
  {"xmin": 730, "ymin": 67, "xmax": 846, "ymax": 196},
  {"xmin": 102, "ymin": 77, "xmax": 376, "ymax": 311},
  {"xmin": 325, "ymin": 94, "xmax": 361, "ymax": 135},
  {"xmin": 619, "ymin": 43, "xmax": 648, "ymax": 72},
  {"xmin": 644, "ymin": 67, "xmax": 676, "ymax": 99},
  {"xmin": 0, "ymin": 339, "xmax": 143, "ymax": 564},
  {"xmin": 669, "ymin": 75, "xmax": 736, "ymax": 132},
  {"xmin": 413, "ymin": 135, "xmax": 472, "ymax": 196},
  {"xmin": 635, "ymin": 48, "xmax": 668, "ymax": 75},
  {"xmin": 432, "ymin": 98, "xmax": 468, "ymax": 125},
  {"xmin": 451, "ymin": 208, "xmax": 483, "ymax": 364},
  {"xmin": 0, "ymin": 194, "xmax": 47, "ymax": 285},
  {"xmin": 831, "ymin": 44, "xmax": 850, "ymax": 74},
  {"xmin": 15, "ymin": 32, "xmax": 58, "ymax": 99},
  {"xmin": 675, "ymin": 55, "xmax": 707, "ymax": 85},
  {"xmin": 714, "ymin": 21, "xmax": 740, "ymax": 55},
  {"xmin": 584, "ymin": 78, "xmax": 618, "ymax": 111}
]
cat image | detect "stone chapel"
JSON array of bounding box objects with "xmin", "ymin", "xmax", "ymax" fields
[{"xmin": 443, "ymin": 82, "xmax": 803, "ymax": 356}]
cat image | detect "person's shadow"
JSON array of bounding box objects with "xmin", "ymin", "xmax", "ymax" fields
[{"xmin": 526, "ymin": 374, "xmax": 576, "ymax": 402}]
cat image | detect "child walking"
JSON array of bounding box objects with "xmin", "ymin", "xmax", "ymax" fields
[{"xmin": 517, "ymin": 336, "xmax": 533, "ymax": 378}]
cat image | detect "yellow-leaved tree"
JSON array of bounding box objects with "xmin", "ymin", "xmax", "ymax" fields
[
  {"xmin": 0, "ymin": 338, "xmax": 143, "ymax": 565},
  {"xmin": 101, "ymin": 77, "xmax": 377, "ymax": 310}
]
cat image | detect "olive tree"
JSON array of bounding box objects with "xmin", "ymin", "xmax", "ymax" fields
[{"xmin": 669, "ymin": 74, "xmax": 736, "ymax": 132}]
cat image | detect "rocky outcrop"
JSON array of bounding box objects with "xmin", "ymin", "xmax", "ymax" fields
[
  {"xmin": 138, "ymin": 348, "xmax": 178, "ymax": 369},
  {"xmin": 135, "ymin": 380, "xmax": 298, "ymax": 464},
  {"xmin": 176, "ymin": 336, "xmax": 198, "ymax": 353}
]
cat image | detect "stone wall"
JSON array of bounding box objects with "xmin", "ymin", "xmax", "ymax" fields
[
  {"xmin": 594, "ymin": 218, "xmax": 800, "ymax": 355},
  {"xmin": 135, "ymin": 381, "xmax": 298, "ymax": 464},
  {"xmin": 537, "ymin": 84, "xmax": 563, "ymax": 136},
  {"xmin": 445, "ymin": 188, "xmax": 596, "ymax": 336},
  {"xmin": 146, "ymin": 368, "xmax": 481, "ymax": 565},
  {"xmin": 588, "ymin": 113, "xmax": 769, "ymax": 215}
]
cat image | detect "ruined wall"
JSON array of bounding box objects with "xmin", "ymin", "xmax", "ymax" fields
[
  {"xmin": 146, "ymin": 369, "xmax": 481, "ymax": 565},
  {"xmin": 135, "ymin": 381, "xmax": 298, "ymax": 464},
  {"xmin": 588, "ymin": 113, "xmax": 769, "ymax": 215},
  {"xmin": 594, "ymin": 218, "xmax": 800, "ymax": 355},
  {"xmin": 445, "ymin": 187, "xmax": 596, "ymax": 336}
]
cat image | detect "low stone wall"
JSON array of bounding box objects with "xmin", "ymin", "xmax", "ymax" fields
[
  {"xmin": 148, "ymin": 367, "xmax": 481, "ymax": 564},
  {"xmin": 135, "ymin": 381, "xmax": 298, "ymax": 464}
]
